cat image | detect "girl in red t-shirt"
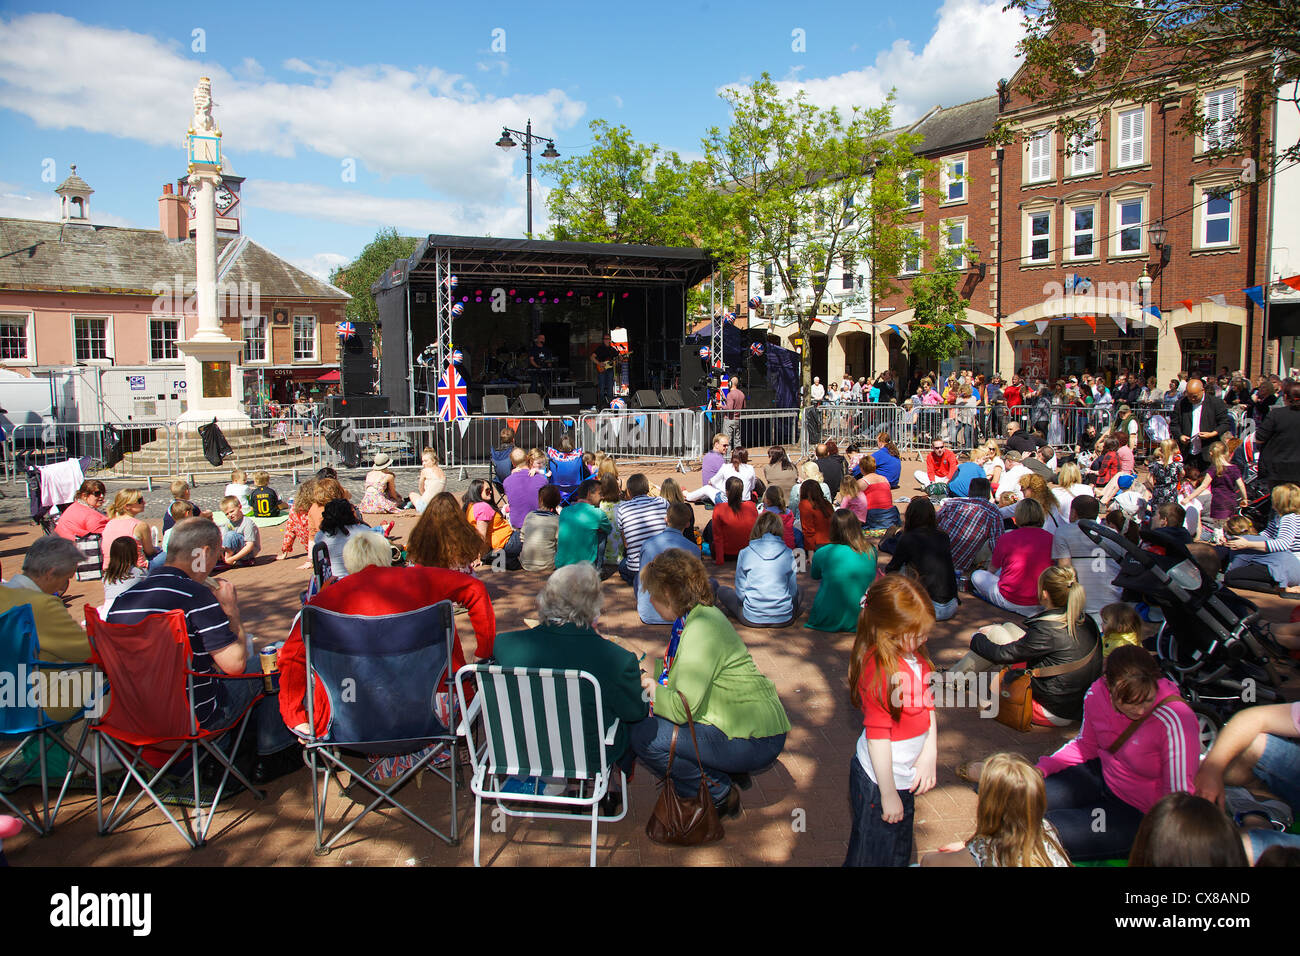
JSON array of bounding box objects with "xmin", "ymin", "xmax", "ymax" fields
[{"xmin": 845, "ymin": 575, "xmax": 938, "ymax": 867}]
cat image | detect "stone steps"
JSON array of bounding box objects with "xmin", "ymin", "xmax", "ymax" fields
[{"xmin": 109, "ymin": 425, "xmax": 319, "ymax": 478}]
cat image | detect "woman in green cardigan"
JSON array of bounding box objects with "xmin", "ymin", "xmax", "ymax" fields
[
  {"xmin": 633, "ymin": 549, "xmax": 790, "ymax": 819},
  {"xmin": 805, "ymin": 509, "xmax": 878, "ymax": 632}
]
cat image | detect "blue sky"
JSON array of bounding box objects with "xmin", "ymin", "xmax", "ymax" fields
[{"xmin": 0, "ymin": 1, "xmax": 1025, "ymax": 281}]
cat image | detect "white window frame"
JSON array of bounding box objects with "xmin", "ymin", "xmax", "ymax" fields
[
  {"xmin": 900, "ymin": 225, "xmax": 923, "ymax": 276},
  {"xmin": 1065, "ymin": 202, "xmax": 1097, "ymax": 261},
  {"xmin": 1115, "ymin": 107, "xmax": 1145, "ymax": 168},
  {"xmin": 148, "ymin": 316, "xmax": 182, "ymax": 363},
  {"xmin": 1026, "ymin": 130, "xmax": 1053, "ymax": 184},
  {"xmin": 1067, "ymin": 119, "xmax": 1100, "ymax": 176},
  {"xmin": 242, "ymin": 314, "xmax": 269, "ymax": 365},
  {"xmin": 941, "ymin": 156, "xmax": 967, "ymax": 205},
  {"xmin": 903, "ymin": 170, "xmax": 923, "ymax": 210},
  {"xmin": 292, "ymin": 314, "xmax": 318, "ymax": 363},
  {"xmin": 71, "ymin": 313, "xmax": 113, "ymax": 364},
  {"xmin": 0, "ymin": 311, "xmax": 36, "ymax": 365},
  {"xmin": 1201, "ymin": 188, "xmax": 1234, "ymax": 248},
  {"xmin": 1025, "ymin": 208, "xmax": 1053, "ymax": 264},
  {"xmin": 1202, "ymin": 88, "xmax": 1237, "ymax": 152},
  {"xmin": 1111, "ymin": 193, "xmax": 1147, "ymax": 257},
  {"xmin": 942, "ymin": 218, "xmax": 967, "ymax": 269}
]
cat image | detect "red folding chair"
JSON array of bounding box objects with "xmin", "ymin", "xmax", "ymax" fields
[{"xmin": 85, "ymin": 607, "xmax": 265, "ymax": 849}]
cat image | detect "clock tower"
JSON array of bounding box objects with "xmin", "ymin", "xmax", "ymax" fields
[
  {"xmin": 181, "ymin": 172, "xmax": 243, "ymax": 236},
  {"xmin": 175, "ymin": 75, "xmax": 249, "ymax": 428}
]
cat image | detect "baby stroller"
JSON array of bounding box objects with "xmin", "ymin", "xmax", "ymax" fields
[{"xmin": 1079, "ymin": 519, "xmax": 1285, "ymax": 755}]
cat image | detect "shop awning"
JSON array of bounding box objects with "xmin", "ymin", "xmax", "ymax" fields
[{"xmin": 316, "ymin": 370, "xmax": 341, "ymax": 383}]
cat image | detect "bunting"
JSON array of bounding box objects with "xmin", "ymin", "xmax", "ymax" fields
[
  {"xmin": 1207, "ymin": 293, "xmax": 1227, "ymax": 308},
  {"xmin": 1035, "ymin": 320, "xmax": 1048, "ymax": 334},
  {"xmin": 1180, "ymin": 299, "xmax": 1195, "ymax": 312},
  {"xmin": 1283, "ymin": 275, "xmax": 1300, "ymax": 292},
  {"xmin": 1113, "ymin": 312, "xmax": 1128, "ymax": 334},
  {"xmin": 1080, "ymin": 314, "xmax": 1096, "ymax": 332},
  {"xmin": 457, "ymin": 417, "xmax": 472, "ymax": 438},
  {"xmin": 1243, "ymin": 285, "xmax": 1265, "ymax": 308}
]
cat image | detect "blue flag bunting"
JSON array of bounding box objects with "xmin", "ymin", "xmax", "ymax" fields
[{"xmin": 1243, "ymin": 285, "xmax": 1265, "ymax": 308}]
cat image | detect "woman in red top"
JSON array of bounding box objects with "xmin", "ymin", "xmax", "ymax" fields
[
  {"xmin": 1090, "ymin": 437, "xmax": 1121, "ymax": 488},
  {"xmin": 709, "ymin": 476, "xmax": 758, "ymax": 564},
  {"xmin": 857, "ymin": 456, "xmax": 901, "ymax": 530},
  {"xmin": 53, "ymin": 480, "xmax": 109, "ymax": 540},
  {"xmin": 798, "ymin": 479, "xmax": 834, "ymax": 552}
]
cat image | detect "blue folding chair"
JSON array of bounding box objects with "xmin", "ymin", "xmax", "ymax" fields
[
  {"xmin": 0, "ymin": 604, "xmax": 98, "ymax": 835},
  {"xmin": 547, "ymin": 447, "xmax": 586, "ymax": 501},
  {"xmin": 301, "ymin": 599, "xmax": 461, "ymax": 854}
]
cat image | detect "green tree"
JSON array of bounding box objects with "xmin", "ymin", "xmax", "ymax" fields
[
  {"xmin": 997, "ymin": 1, "xmax": 1300, "ymax": 167},
  {"xmin": 905, "ymin": 246, "xmax": 974, "ymax": 364},
  {"xmin": 330, "ymin": 227, "xmax": 420, "ymax": 325},
  {"xmin": 702, "ymin": 73, "xmax": 926, "ymax": 399}
]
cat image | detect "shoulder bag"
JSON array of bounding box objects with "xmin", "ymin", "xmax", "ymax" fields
[
  {"xmin": 995, "ymin": 639, "xmax": 1100, "ymax": 733},
  {"xmin": 645, "ymin": 691, "xmax": 725, "ymax": 846}
]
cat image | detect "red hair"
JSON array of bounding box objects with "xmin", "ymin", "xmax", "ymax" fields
[{"xmin": 848, "ymin": 575, "xmax": 936, "ymax": 720}]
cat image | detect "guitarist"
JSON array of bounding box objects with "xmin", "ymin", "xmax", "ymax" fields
[{"xmin": 590, "ymin": 331, "xmax": 621, "ymax": 407}]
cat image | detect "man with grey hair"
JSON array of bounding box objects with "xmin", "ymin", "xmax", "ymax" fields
[
  {"xmin": 107, "ymin": 518, "xmax": 302, "ymax": 785},
  {"xmin": 494, "ymin": 564, "xmax": 648, "ymax": 781}
]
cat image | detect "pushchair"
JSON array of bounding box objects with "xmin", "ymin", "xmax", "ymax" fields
[{"xmin": 1079, "ymin": 519, "xmax": 1286, "ymax": 755}]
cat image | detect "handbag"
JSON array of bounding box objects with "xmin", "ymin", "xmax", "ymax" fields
[
  {"xmin": 995, "ymin": 640, "xmax": 1099, "ymax": 732},
  {"xmin": 645, "ymin": 691, "xmax": 725, "ymax": 846},
  {"xmin": 74, "ymin": 532, "xmax": 103, "ymax": 582}
]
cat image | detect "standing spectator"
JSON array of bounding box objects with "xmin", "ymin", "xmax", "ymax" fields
[
  {"xmin": 1171, "ymin": 377, "xmax": 1232, "ymax": 471},
  {"xmin": 810, "ymin": 377, "xmax": 825, "ymax": 404},
  {"xmin": 1181, "ymin": 440, "xmax": 1248, "ymax": 535},
  {"xmin": 723, "ymin": 378, "xmax": 746, "ymax": 450},
  {"xmin": 1145, "ymin": 438, "xmax": 1184, "ymax": 506},
  {"xmin": 1257, "ymin": 380, "xmax": 1300, "ymax": 492},
  {"xmin": 614, "ymin": 473, "xmax": 668, "ymax": 583}
]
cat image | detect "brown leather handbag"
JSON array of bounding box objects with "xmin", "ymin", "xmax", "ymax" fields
[
  {"xmin": 995, "ymin": 642, "xmax": 1099, "ymax": 732},
  {"xmin": 645, "ymin": 692, "xmax": 725, "ymax": 846}
]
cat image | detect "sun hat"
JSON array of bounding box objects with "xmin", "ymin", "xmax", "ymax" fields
[{"xmin": 373, "ymin": 452, "xmax": 392, "ymax": 469}]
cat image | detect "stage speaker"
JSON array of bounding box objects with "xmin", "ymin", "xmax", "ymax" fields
[
  {"xmin": 659, "ymin": 389, "xmax": 684, "ymax": 408},
  {"xmin": 632, "ymin": 389, "xmax": 661, "ymax": 409},
  {"xmin": 549, "ymin": 396, "xmax": 580, "ymax": 412},
  {"xmin": 328, "ymin": 395, "xmax": 389, "ymax": 418},
  {"xmin": 339, "ymin": 322, "xmax": 376, "ymax": 395},
  {"xmin": 577, "ymin": 385, "xmax": 599, "ymax": 407}
]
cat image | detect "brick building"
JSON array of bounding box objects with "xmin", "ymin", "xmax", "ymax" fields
[
  {"xmin": 996, "ymin": 26, "xmax": 1274, "ymax": 384},
  {"xmin": 0, "ymin": 167, "xmax": 349, "ymax": 422}
]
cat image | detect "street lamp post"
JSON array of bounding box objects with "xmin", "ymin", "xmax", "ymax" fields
[
  {"xmin": 1137, "ymin": 271, "xmax": 1154, "ymax": 378},
  {"xmin": 495, "ymin": 120, "xmax": 559, "ymax": 238}
]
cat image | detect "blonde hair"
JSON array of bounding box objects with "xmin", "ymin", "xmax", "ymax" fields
[
  {"xmin": 230, "ymin": 469, "xmax": 247, "ymax": 484},
  {"xmin": 220, "ymin": 495, "xmax": 242, "ymax": 511},
  {"xmin": 253, "ymin": 471, "xmax": 271, "ymax": 487},
  {"xmin": 1207, "ymin": 441, "xmax": 1229, "ymax": 473},
  {"xmin": 1157, "ymin": 438, "xmax": 1178, "ymax": 467},
  {"xmin": 169, "ymin": 479, "xmax": 190, "ymax": 498},
  {"xmin": 983, "ymin": 439, "xmax": 1001, "ymax": 459},
  {"xmin": 1056, "ymin": 462, "xmax": 1082, "ymax": 490},
  {"xmin": 801, "ymin": 460, "xmax": 823, "ymax": 482},
  {"xmin": 972, "ymin": 753, "xmax": 1070, "ymax": 867},
  {"xmin": 342, "ymin": 531, "xmax": 393, "ymax": 574},
  {"xmin": 1038, "ymin": 565, "xmax": 1087, "ymax": 642},
  {"xmin": 107, "ymin": 488, "xmax": 144, "ymax": 518},
  {"xmin": 421, "ymin": 447, "xmax": 439, "ymax": 466},
  {"xmin": 838, "ymin": 474, "xmax": 863, "ymax": 500},
  {"xmin": 597, "ymin": 457, "xmax": 619, "ymax": 481},
  {"xmin": 1271, "ymin": 483, "xmax": 1300, "ymax": 516},
  {"xmin": 658, "ymin": 477, "xmax": 685, "ymax": 504}
]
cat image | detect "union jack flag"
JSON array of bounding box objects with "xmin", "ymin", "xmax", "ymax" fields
[
  {"xmin": 435, "ymin": 362, "xmax": 469, "ymax": 422},
  {"xmin": 337, "ymin": 321, "xmax": 356, "ymax": 339}
]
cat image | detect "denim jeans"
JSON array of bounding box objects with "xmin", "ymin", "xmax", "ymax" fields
[
  {"xmin": 617, "ymin": 557, "xmax": 637, "ymax": 585},
  {"xmin": 1043, "ymin": 758, "xmax": 1145, "ymax": 861},
  {"xmin": 206, "ymin": 660, "xmax": 298, "ymax": 756},
  {"xmin": 598, "ymin": 369, "xmax": 615, "ymax": 407},
  {"xmin": 629, "ymin": 714, "xmax": 785, "ymax": 803},
  {"xmin": 1253, "ymin": 733, "xmax": 1300, "ymax": 811},
  {"xmin": 844, "ymin": 756, "xmax": 914, "ymax": 867}
]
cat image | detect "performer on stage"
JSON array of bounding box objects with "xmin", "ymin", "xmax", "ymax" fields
[
  {"xmin": 590, "ymin": 331, "xmax": 620, "ymax": 407},
  {"xmin": 528, "ymin": 333, "xmax": 554, "ymax": 393}
]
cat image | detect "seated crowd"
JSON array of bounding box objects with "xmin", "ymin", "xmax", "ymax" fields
[{"xmin": 6, "ymin": 372, "xmax": 1300, "ymax": 868}]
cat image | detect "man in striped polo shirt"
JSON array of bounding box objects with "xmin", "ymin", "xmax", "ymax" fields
[
  {"xmin": 107, "ymin": 518, "xmax": 301, "ymax": 784},
  {"xmin": 614, "ymin": 473, "xmax": 668, "ymax": 585}
]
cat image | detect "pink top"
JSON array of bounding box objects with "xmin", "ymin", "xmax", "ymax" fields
[
  {"xmin": 54, "ymin": 501, "xmax": 108, "ymax": 541},
  {"xmin": 990, "ymin": 527, "xmax": 1054, "ymax": 605},
  {"xmin": 1038, "ymin": 677, "xmax": 1197, "ymax": 813},
  {"xmin": 101, "ymin": 516, "xmax": 148, "ymax": 568},
  {"xmin": 837, "ymin": 491, "xmax": 870, "ymax": 523}
]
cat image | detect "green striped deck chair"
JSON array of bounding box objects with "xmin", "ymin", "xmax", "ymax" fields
[{"xmin": 455, "ymin": 664, "xmax": 628, "ymax": 867}]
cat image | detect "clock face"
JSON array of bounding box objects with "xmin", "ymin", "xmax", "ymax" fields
[{"xmin": 215, "ymin": 185, "xmax": 237, "ymax": 213}]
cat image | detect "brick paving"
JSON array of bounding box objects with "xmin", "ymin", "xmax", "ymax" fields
[{"xmin": 2, "ymin": 455, "xmax": 1296, "ymax": 866}]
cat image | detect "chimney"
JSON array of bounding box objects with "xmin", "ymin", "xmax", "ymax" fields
[{"xmin": 159, "ymin": 182, "xmax": 187, "ymax": 241}]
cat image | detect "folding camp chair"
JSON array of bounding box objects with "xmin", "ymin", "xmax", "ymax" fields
[
  {"xmin": 84, "ymin": 607, "xmax": 264, "ymax": 849},
  {"xmin": 455, "ymin": 665, "xmax": 629, "ymax": 867},
  {"xmin": 301, "ymin": 599, "xmax": 461, "ymax": 854},
  {"xmin": 546, "ymin": 447, "xmax": 586, "ymax": 502},
  {"xmin": 0, "ymin": 604, "xmax": 97, "ymax": 835}
]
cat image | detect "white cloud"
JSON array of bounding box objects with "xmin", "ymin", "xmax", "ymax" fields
[
  {"xmin": 289, "ymin": 251, "xmax": 350, "ymax": 281},
  {"xmin": 243, "ymin": 180, "xmax": 539, "ymax": 238},
  {"xmin": 0, "ymin": 181, "xmax": 135, "ymax": 226},
  {"xmin": 611, "ymin": 94, "xmax": 623, "ymax": 109},
  {"xmin": 729, "ymin": 0, "xmax": 1023, "ymax": 124},
  {"xmin": 0, "ymin": 13, "xmax": 585, "ymax": 205}
]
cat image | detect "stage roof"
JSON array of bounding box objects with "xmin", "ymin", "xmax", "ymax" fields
[{"xmin": 371, "ymin": 234, "xmax": 715, "ymax": 294}]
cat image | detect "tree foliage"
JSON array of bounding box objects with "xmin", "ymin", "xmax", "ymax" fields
[
  {"xmin": 702, "ymin": 73, "xmax": 926, "ymax": 394},
  {"xmin": 330, "ymin": 227, "xmax": 420, "ymax": 327},
  {"xmin": 996, "ymin": 1, "xmax": 1300, "ymax": 168},
  {"xmin": 905, "ymin": 247, "xmax": 974, "ymax": 362}
]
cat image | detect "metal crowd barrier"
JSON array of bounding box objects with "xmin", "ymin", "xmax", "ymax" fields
[
  {"xmin": 7, "ymin": 420, "xmax": 177, "ymax": 484},
  {"xmin": 578, "ymin": 408, "xmax": 700, "ymax": 472}
]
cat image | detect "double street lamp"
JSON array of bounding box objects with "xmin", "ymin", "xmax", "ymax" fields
[{"xmin": 495, "ymin": 120, "xmax": 559, "ymax": 238}]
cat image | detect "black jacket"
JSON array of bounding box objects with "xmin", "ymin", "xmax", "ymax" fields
[
  {"xmin": 969, "ymin": 611, "xmax": 1101, "ymax": 720},
  {"xmin": 1170, "ymin": 394, "xmax": 1232, "ymax": 453},
  {"xmin": 1258, "ymin": 402, "xmax": 1300, "ymax": 488}
]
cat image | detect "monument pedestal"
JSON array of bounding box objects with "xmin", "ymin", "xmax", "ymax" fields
[{"xmin": 175, "ymin": 337, "xmax": 249, "ymax": 430}]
